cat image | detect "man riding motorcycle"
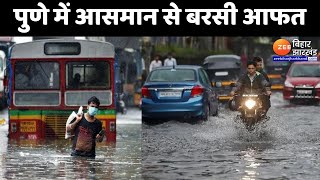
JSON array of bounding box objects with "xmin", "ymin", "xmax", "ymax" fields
[{"xmin": 229, "ymin": 60, "xmax": 272, "ymax": 116}]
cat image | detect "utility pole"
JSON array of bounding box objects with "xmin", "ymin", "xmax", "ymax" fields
[{"xmin": 141, "ymin": 37, "xmax": 153, "ymax": 74}]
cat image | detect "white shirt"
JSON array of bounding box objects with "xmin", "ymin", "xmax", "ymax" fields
[
  {"xmin": 149, "ymin": 60, "xmax": 162, "ymax": 72},
  {"xmin": 164, "ymin": 58, "xmax": 177, "ymax": 67},
  {"xmin": 141, "ymin": 58, "xmax": 145, "ymax": 70}
]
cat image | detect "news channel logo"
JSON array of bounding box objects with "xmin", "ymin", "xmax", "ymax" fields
[{"xmin": 272, "ymin": 38, "xmax": 319, "ymax": 62}]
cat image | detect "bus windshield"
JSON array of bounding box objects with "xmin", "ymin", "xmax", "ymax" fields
[
  {"xmin": 14, "ymin": 61, "xmax": 60, "ymax": 90},
  {"xmin": 66, "ymin": 61, "xmax": 110, "ymax": 89}
]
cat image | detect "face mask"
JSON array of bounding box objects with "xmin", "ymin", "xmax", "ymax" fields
[{"xmin": 88, "ymin": 106, "xmax": 98, "ymax": 116}]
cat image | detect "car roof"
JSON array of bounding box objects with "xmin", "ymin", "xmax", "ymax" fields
[
  {"xmin": 204, "ymin": 54, "xmax": 240, "ymax": 63},
  {"xmin": 203, "ymin": 54, "xmax": 241, "ymax": 66},
  {"xmin": 203, "ymin": 54, "xmax": 241, "ymax": 69},
  {"xmin": 292, "ymin": 61, "xmax": 320, "ymax": 65},
  {"xmin": 154, "ymin": 65, "xmax": 202, "ymax": 70},
  {"xmin": 204, "ymin": 54, "xmax": 240, "ymax": 59}
]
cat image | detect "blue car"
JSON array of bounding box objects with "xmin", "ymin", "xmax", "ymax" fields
[{"xmin": 141, "ymin": 65, "xmax": 219, "ymax": 123}]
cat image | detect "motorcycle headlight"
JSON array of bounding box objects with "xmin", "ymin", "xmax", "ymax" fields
[{"xmin": 245, "ymin": 99, "xmax": 256, "ymax": 109}]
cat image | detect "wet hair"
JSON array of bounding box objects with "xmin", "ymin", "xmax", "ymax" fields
[
  {"xmin": 75, "ymin": 73, "xmax": 81, "ymax": 78},
  {"xmin": 247, "ymin": 61, "xmax": 257, "ymax": 67},
  {"xmin": 74, "ymin": 73, "xmax": 81, "ymax": 81},
  {"xmin": 252, "ymin": 56, "xmax": 263, "ymax": 63},
  {"xmin": 88, "ymin": 96, "xmax": 100, "ymax": 107}
]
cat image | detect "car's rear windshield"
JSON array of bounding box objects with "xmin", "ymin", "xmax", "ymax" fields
[
  {"xmin": 148, "ymin": 69, "xmax": 196, "ymax": 82},
  {"xmin": 289, "ymin": 64, "xmax": 320, "ymax": 77}
]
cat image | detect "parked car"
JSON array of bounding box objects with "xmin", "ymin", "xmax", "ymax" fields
[
  {"xmin": 141, "ymin": 65, "xmax": 219, "ymax": 124},
  {"xmin": 283, "ymin": 61, "xmax": 320, "ymax": 104},
  {"xmin": 265, "ymin": 55, "xmax": 291, "ymax": 90},
  {"xmin": 203, "ymin": 54, "xmax": 242, "ymax": 102}
]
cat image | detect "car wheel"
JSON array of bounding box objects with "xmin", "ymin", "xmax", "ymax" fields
[
  {"xmin": 212, "ymin": 106, "xmax": 219, "ymax": 116},
  {"xmin": 142, "ymin": 116, "xmax": 155, "ymax": 125},
  {"xmin": 202, "ymin": 105, "xmax": 210, "ymax": 121},
  {"xmin": 289, "ymin": 99, "xmax": 297, "ymax": 105}
]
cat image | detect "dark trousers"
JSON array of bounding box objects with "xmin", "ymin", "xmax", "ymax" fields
[{"xmin": 261, "ymin": 95, "xmax": 271, "ymax": 111}]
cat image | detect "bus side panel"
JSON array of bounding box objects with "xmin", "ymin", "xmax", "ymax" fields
[
  {"xmin": 103, "ymin": 119, "xmax": 116, "ymax": 142},
  {"xmin": 9, "ymin": 118, "xmax": 44, "ymax": 140},
  {"xmin": 96, "ymin": 110, "xmax": 116, "ymax": 142},
  {"xmin": 9, "ymin": 110, "xmax": 72, "ymax": 140}
]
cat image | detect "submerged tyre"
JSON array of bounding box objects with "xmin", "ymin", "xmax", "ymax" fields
[{"xmin": 244, "ymin": 117, "xmax": 256, "ymax": 131}]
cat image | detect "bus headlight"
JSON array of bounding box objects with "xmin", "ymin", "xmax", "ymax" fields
[{"xmin": 245, "ymin": 99, "xmax": 256, "ymax": 109}]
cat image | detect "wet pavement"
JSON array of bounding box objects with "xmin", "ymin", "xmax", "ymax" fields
[
  {"xmin": 0, "ymin": 108, "xmax": 142, "ymax": 180},
  {"xmin": 142, "ymin": 92, "xmax": 320, "ymax": 179}
]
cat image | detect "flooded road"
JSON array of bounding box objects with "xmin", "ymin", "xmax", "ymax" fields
[
  {"xmin": 0, "ymin": 108, "xmax": 142, "ymax": 180},
  {"xmin": 142, "ymin": 92, "xmax": 320, "ymax": 179}
]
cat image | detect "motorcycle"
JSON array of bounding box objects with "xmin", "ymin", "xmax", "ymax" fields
[
  {"xmin": 116, "ymin": 92, "xmax": 127, "ymax": 114},
  {"xmin": 231, "ymin": 93, "xmax": 269, "ymax": 131}
]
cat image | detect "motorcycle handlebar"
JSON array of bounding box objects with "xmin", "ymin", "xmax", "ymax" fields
[{"xmin": 233, "ymin": 93, "xmax": 269, "ymax": 97}]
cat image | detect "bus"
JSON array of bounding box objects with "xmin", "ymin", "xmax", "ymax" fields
[
  {"xmin": 0, "ymin": 51, "xmax": 7, "ymax": 109},
  {"xmin": 6, "ymin": 39, "xmax": 116, "ymax": 141},
  {"xmin": 0, "ymin": 37, "xmax": 15, "ymax": 109}
]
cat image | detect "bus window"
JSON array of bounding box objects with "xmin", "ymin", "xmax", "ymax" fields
[
  {"xmin": 14, "ymin": 92, "xmax": 60, "ymax": 106},
  {"xmin": 0, "ymin": 50, "xmax": 6, "ymax": 76},
  {"xmin": 14, "ymin": 61, "xmax": 60, "ymax": 90},
  {"xmin": 66, "ymin": 61, "xmax": 110, "ymax": 89},
  {"xmin": 0, "ymin": 52, "xmax": 4, "ymax": 72}
]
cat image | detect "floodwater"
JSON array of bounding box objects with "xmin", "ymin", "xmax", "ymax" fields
[
  {"xmin": 0, "ymin": 108, "xmax": 142, "ymax": 180},
  {"xmin": 142, "ymin": 92, "xmax": 320, "ymax": 179}
]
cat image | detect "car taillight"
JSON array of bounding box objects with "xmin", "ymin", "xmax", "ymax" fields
[
  {"xmin": 191, "ymin": 85, "xmax": 204, "ymax": 97},
  {"xmin": 141, "ymin": 87, "xmax": 151, "ymax": 98}
]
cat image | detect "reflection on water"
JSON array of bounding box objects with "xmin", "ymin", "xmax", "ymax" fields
[
  {"xmin": 242, "ymin": 149, "xmax": 260, "ymax": 180},
  {"xmin": 0, "ymin": 123, "xmax": 141, "ymax": 179}
]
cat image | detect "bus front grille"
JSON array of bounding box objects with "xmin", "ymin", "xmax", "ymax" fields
[{"xmin": 45, "ymin": 115, "xmax": 69, "ymax": 139}]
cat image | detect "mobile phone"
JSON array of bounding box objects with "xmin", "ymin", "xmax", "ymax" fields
[{"xmin": 98, "ymin": 129, "xmax": 105, "ymax": 136}]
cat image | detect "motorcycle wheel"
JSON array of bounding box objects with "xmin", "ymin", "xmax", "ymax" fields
[
  {"xmin": 244, "ymin": 117, "xmax": 256, "ymax": 131},
  {"xmin": 121, "ymin": 108, "xmax": 127, "ymax": 114}
]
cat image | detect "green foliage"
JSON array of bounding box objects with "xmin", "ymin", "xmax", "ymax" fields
[{"xmin": 155, "ymin": 44, "xmax": 233, "ymax": 59}]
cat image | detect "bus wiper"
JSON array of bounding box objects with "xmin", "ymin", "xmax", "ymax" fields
[{"xmin": 34, "ymin": 60, "xmax": 50, "ymax": 80}]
